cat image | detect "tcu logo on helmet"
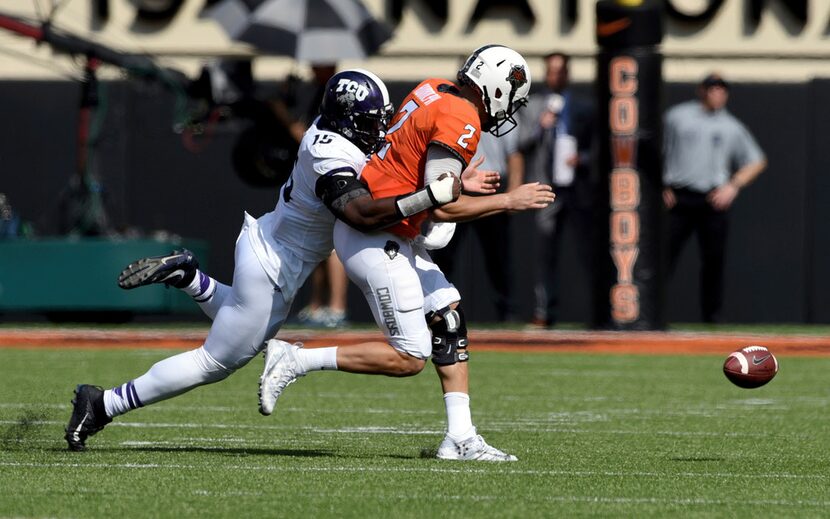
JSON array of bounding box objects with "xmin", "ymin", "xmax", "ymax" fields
[{"xmin": 335, "ymin": 78, "xmax": 370, "ymax": 105}]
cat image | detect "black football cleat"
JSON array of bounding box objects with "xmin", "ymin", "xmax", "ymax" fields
[
  {"xmin": 65, "ymin": 384, "xmax": 112, "ymax": 452},
  {"xmin": 117, "ymin": 249, "xmax": 198, "ymax": 290}
]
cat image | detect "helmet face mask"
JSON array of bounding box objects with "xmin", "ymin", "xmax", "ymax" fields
[
  {"xmin": 458, "ymin": 45, "xmax": 531, "ymax": 137},
  {"xmin": 319, "ymin": 69, "xmax": 395, "ymax": 154}
]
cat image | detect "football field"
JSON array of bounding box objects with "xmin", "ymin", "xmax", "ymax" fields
[{"xmin": 1, "ymin": 343, "xmax": 828, "ymax": 518}]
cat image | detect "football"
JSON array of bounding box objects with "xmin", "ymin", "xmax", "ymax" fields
[{"xmin": 723, "ymin": 345, "xmax": 779, "ymax": 388}]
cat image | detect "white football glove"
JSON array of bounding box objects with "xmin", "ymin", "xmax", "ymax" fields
[{"xmin": 427, "ymin": 174, "xmax": 457, "ymax": 204}]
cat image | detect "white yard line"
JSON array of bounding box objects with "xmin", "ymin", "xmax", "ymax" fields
[
  {"xmin": 0, "ymin": 419, "xmax": 815, "ymax": 439},
  {"xmin": 0, "ymin": 461, "xmax": 826, "ymax": 484},
  {"xmin": 182, "ymin": 490, "xmax": 830, "ymax": 508},
  {"xmin": 0, "ymin": 402, "xmax": 441, "ymax": 416},
  {"xmin": 0, "ymin": 419, "xmax": 445, "ymax": 435}
]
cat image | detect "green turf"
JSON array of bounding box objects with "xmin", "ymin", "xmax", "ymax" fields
[{"xmin": 0, "ymin": 347, "xmax": 828, "ymax": 518}]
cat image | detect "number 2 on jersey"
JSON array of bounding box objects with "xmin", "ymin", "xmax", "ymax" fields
[
  {"xmin": 377, "ymin": 100, "xmax": 477, "ymax": 159},
  {"xmin": 457, "ymin": 124, "xmax": 476, "ymax": 148}
]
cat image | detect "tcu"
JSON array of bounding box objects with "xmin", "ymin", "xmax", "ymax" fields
[{"xmin": 336, "ymin": 79, "xmax": 369, "ymax": 101}]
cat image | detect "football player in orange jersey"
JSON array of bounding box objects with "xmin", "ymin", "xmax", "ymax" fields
[{"xmin": 259, "ymin": 45, "xmax": 555, "ymax": 461}]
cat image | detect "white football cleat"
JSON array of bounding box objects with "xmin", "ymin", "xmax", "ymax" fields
[
  {"xmin": 258, "ymin": 339, "xmax": 304, "ymax": 416},
  {"xmin": 436, "ymin": 434, "xmax": 518, "ymax": 462}
]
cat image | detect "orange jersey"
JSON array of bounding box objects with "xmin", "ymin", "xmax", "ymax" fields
[{"xmin": 360, "ymin": 78, "xmax": 481, "ymax": 239}]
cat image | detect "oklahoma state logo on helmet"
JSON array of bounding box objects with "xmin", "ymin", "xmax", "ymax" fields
[{"xmin": 506, "ymin": 64, "xmax": 528, "ymax": 88}]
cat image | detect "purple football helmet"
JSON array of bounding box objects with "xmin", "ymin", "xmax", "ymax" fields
[{"xmin": 318, "ymin": 69, "xmax": 395, "ymax": 154}]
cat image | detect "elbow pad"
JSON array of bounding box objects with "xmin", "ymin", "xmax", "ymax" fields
[
  {"xmin": 315, "ymin": 168, "xmax": 371, "ymax": 219},
  {"xmin": 395, "ymin": 175, "xmax": 457, "ymax": 218}
]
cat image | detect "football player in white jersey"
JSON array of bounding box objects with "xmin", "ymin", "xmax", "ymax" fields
[
  {"xmin": 65, "ymin": 69, "xmax": 477, "ymax": 451},
  {"xmin": 258, "ymin": 46, "xmax": 553, "ymax": 461}
]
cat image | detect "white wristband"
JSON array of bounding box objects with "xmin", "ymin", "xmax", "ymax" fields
[
  {"xmin": 396, "ymin": 190, "xmax": 434, "ymax": 218},
  {"xmin": 395, "ymin": 175, "xmax": 457, "ymax": 218}
]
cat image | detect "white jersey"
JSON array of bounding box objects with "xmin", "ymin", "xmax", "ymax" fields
[{"xmin": 246, "ymin": 120, "xmax": 368, "ymax": 299}]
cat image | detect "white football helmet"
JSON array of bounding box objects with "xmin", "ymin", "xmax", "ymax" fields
[{"xmin": 457, "ymin": 44, "xmax": 531, "ymax": 136}]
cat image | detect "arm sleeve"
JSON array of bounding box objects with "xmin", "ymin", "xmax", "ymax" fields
[{"xmin": 424, "ymin": 144, "xmax": 464, "ymax": 185}]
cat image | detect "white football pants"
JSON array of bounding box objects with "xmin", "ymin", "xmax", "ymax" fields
[
  {"xmin": 132, "ymin": 221, "xmax": 303, "ymax": 406},
  {"xmin": 333, "ymin": 219, "xmax": 460, "ymax": 359}
]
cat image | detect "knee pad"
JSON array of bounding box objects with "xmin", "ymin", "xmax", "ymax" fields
[{"xmin": 427, "ymin": 305, "xmax": 469, "ymax": 366}]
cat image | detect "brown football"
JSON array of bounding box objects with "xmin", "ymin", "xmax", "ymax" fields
[{"xmin": 723, "ymin": 345, "xmax": 779, "ymax": 389}]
